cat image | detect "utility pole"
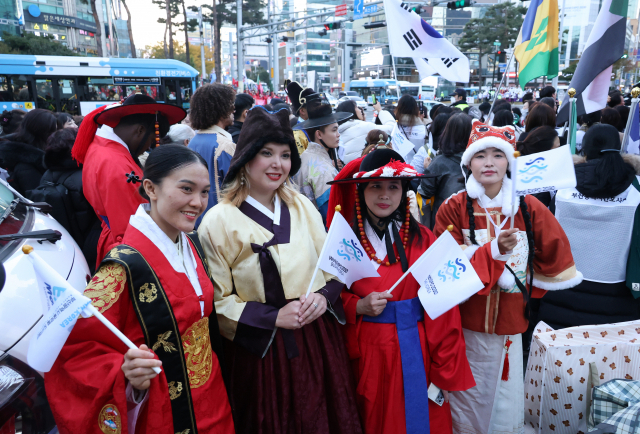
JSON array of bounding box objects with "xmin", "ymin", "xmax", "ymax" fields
[
  {"xmin": 267, "ymin": 0, "xmax": 273, "ymax": 93},
  {"xmin": 230, "ymin": 31, "xmax": 235, "ymax": 80},
  {"xmin": 199, "ymin": 6, "xmax": 206, "ymax": 86},
  {"xmin": 236, "ymin": 0, "xmax": 244, "ymax": 92},
  {"xmin": 553, "ymin": 0, "xmax": 567, "ymax": 88}
]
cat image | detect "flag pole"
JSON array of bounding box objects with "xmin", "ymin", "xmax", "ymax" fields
[
  {"xmin": 391, "ymin": 55, "xmax": 402, "ymax": 100},
  {"xmin": 387, "ymin": 225, "xmax": 455, "ymax": 294},
  {"xmin": 510, "ymin": 151, "xmax": 520, "ymax": 229},
  {"xmin": 621, "ymin": 87, "xmax": 640, "ymax": 154},
  {"xmin": 567, "ymin": 88, "xmax": 577, "ymax": 154},
  {"xmin": 489, "ymin": 47, "xmax": 516, "ymax": 117},
  {"xmin": 305, "ymin": 206, "xmax": 341, "ymax": 297}
]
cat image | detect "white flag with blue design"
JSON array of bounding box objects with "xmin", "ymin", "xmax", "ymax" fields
[
  {"xmin": 26, "ymin": 249, "xmax": 92, "ymax": 372},
  {"xmin": 383, "ymin": 0, "xmax": 470, "ymax": 83},
  {"xmin": 412, "ymin": 231, "xmax": 483, "ymax": 319},
  {"xmin": 317, "ymin": 212, "xmax": 379, "ymax": 288},
  {"xmin": 514, "ymin": 145, "xmax": 577, "ymax": 196}
]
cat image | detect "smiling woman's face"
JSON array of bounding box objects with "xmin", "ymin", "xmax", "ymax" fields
[{"xmin": 245, "ymin": 142, "xmax": 292, "ymax": 196}]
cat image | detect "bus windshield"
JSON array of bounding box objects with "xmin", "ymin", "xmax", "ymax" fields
[{"xmin": 400, "ymin": 86, "xmax": 419, "ymax": 97}]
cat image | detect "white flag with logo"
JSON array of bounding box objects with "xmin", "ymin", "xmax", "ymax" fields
[
  {"xmin": 390, "ymin": 123, "xmax": 416, "ymax": 159},
  {"xmin": 383, "ymin": 0, "xmax": 469, "ymax": 83},
  {"xmin": 412, "ymin": 231, "xmax": 484, "ymax": 319},
  {"xmin": 26, "ymin": 250, "xmax": 92, "ymax": 372},
  {"xmin": 317, "ymin": 212, "xmax": 379, "ymax": 288},
  {"xmin": 514, "ymin": 145, "xmax": 577, "ymax": 196}
]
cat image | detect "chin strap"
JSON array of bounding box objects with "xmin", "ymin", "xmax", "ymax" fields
[
  {"xmin": 319, "ymin": 138, "xmax": 340, "ymax": 171},
  {"xmin": 366, "ymin": 207, "xmax": 409, "ymax": 272}
]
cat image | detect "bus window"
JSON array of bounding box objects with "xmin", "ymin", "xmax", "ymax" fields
[
  {"xmin": 164, "ymin": 80, "xmax": 179, "ymax": 106},
  {"xmin": 58, "ymin": 79, "xmax": 78, "ymax": 115},
  {"xmin": 12, "ymin": 76, "xmax": 30, "ymax": 102},
  {"xmin": 35, "ymin": 79, "xmax": 55, "ymax": 111},
  {"xmin": 179, "ymin": 79, "xmax": 191, "ymax": 109},
  {"xmin": 123, "ymin": 85, "xmax": 160, "ymax": 100}
]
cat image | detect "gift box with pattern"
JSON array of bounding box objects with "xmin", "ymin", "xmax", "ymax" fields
[{"xmin": 524, "ymin": 320, "xmax": 640, "ymax": 433}]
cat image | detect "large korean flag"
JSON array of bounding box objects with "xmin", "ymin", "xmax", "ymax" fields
[
  {"xmin": 412, "ymin": 231, "xmax": 483, "ymax": 319},
  {"xmin": 514, "ymin": 145, "xmax": 577, "ymax": 196},
  {"xmin": 383, "ymin": 0, "xmax": 470, "ymax": 83}
]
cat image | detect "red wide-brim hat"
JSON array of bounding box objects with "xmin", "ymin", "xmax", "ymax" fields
[{"xmin": 94, "ymin": 94, "xmax": 187, "ymax": 128}]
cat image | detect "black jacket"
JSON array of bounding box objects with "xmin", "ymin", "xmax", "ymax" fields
[
  {"xmin": 227, "ymin": 120, "xmax": 244, "ymax": 144},
  {"xmin": 537, "ymin": 154, "xmax": 640, "ymax": 329},
  {"xmin": 28, "ymin": 147, "xmax": 101, "ymax": 272},
  {"xmin": 0, "ymin": 139, "xmax": 46, "ymax": 196},
  {"xmin": 419, "ymin": 151, "xmax": 465, "ymax": 229}
]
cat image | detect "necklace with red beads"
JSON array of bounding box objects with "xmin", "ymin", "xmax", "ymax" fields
[{"xmin": 354, "ymin": 193, "xmax": 412, "ymax": 267}]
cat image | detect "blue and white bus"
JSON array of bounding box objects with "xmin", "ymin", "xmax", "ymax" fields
[
  {"xmin": 0, "ymin": 54, "xmax": 199, "ymax": 115},
  {"xmin": 349, "ymin": 79, "xmax": 400, "ymax": 105}
]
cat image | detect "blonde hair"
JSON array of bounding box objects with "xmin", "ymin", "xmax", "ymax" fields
[{"xmin": 220, "ymin": 166, "xmax": 299, "ymax": 208}]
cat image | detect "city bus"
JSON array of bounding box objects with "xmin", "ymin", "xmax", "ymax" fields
[
  {"xmin": 398, "ymin": 81, "xmax": 420, "ymax": 99},
  {"xmin": 418, "ymin": 76, "xmax": 437, "ymax": 100},
  {"xmin": 0, "ymin": 54, "xmax": 199, "ymax": 115},
  {"xmin": 349, "ymin": 79, "xmax": 399, "ymax": 105}
]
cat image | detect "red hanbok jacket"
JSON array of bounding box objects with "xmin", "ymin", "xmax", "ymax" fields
[
  {"xmin": 340, "ymin": 225, "xmax": 476, "ymax": 434},
  {"xmin": 82, "ymin": 133, "xmax": 146, "ymax": 268},
  {"xmin": 44, "ymin": 224, "xmax": 233, "ymax": 434}
]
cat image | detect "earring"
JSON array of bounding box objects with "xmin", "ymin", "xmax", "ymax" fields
[{"xmin": 240, "ymin": 175, "xmax": 246, "ymax": 186}]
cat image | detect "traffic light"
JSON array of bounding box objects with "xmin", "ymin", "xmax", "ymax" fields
[
  {"xmin": 318, "ymin": 28, "xmax": 327, "ymax": 36},
  {"xmin": 324, "ymin": 22, "xmax": 342, "ymax": 30},
  {"xmin": 447, "ymin": 0, "xmax": 473, "ymax": 9},
  {"xmin": 281, "ymin": 36, "xmax": 289, "ymax": 42},
  {"xmin": 265, "ymin": 37, "xmax": 272, "ymax": 43},
  {"xmin": 411, "ymin": 5, "xmax": 422, "ymax": 14},
  {"xmin": 622, "ymin": 53, "xmax": 629, "ymax": 59}
]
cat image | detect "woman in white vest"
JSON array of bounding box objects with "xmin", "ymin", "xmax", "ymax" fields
[
  {"xmin": 537, "ymin": 124, "xmax": 640, "ymax": 329},
  {"xmin": 338, "ymin": 100, "xmax": 396, "ymax": 164}
]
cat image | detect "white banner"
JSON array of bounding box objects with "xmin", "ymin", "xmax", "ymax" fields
[
  {"xmin": 412, "ymin": 231, "xmax": 484, "ymax": 319},
  {"xmin": 390, "ymin": 123, "xmax": 416, "ymax": 159},
  {"xmin": 317, "ymin": 212, "xmax": 379, "ymax": 288},
  {"xmin": 514, "ymin": 145, "xmax": 577, "ymax": 196},
  {"xmin": 26, "ymin": 250, "xmax": 92, "ymax": 372}
]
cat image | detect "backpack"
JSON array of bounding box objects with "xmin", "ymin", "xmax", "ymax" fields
[{"xmin": 27, "ymin": 171, "xmax": 82, "ymax": 244}]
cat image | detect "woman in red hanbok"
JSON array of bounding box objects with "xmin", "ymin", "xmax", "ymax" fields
[
  {"xmin": 45, "ymin": 145, "xmax": 234, "ymax": 434},
  {"xmin": 326, "ymin": 148, "xmax": 476, "ymax": 434}
]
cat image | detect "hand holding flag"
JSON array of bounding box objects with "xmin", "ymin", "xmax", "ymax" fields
[
  {"xmin": 305, "ymin": 207, "xmax": 379, "ymax": 297},
  {"xmin": 24, "ymin": 245, "xmax": 161, "ymax": 374},
  {"xmin": 387, "ymin": 230, "xmax": 484, "ymax": 319}
]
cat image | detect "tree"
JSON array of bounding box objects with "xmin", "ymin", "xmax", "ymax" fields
[
  {"xmin": 0, "ymin": 32, "xmax": 78, "ymax": 56},
  {"xmin": 141, "ymin": 40, "xmax": 214, "ymax": 77},
  {"xmin": 78, "ymin": 0, "xmax": 103, "ymax": 56},
  {"xmin": 121, "ymin": 0, "xmax": 136, "ymax": 57},
  {"xmin": 175, "ymin": 0, "xmax": 197, "ymax": 66},
  {"xmin": 153, "ymin": 0, "xmax": 180, "ymax": 58},
  {"xmin": 201, "ymin": 0, "xmax": 267, "ymax": 82},
  {"xmin": 459, "ymin": 3, "xmax": 527, "ymax": 83}
]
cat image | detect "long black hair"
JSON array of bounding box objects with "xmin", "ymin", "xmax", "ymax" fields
[
  {"xmin": 0, "ymin": 109, "xmax": 25, "ymax": 136},
  {"xmin": 581, "ymin": 123, "xmax": 636, "ymax": 198},
  {"xmin": 336, "ymin": 99, "xmax": 359, "ymax": 121},
  {"xmin": 465, "ymin": 172, "xmax": 535, "ymax": 316},
  {"xmin": 138, "ymin": 144, "xmax": 208, "ymax": 200},
  {"xmin": 4, "ymin": 108, "xmax": 57, "ymax": 149},
  {"xmin": 438, "ymin": 113, "xmax": 472, "ymax": 157}
]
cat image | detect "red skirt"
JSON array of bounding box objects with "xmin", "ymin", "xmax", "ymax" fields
[{"xmin": 225, "ymin": 314, "xmax": 363, "ymax": 434}]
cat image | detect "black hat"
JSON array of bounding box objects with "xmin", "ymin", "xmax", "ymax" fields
[
  {"xmin": 328, "ymin": 148, "xmax": 433, "ymax": 185},
  {"xmin": 285, "ymin": 80, "xmax": 317, "ymax": 114},
  {"xmin": 223, "ymin": 106, "xmax": 300, "ymax": 185},
  {"xmin": 293, "ymin": 96, "xmax": 352, "ymax": 130},
  {"xmin": 450, "ymin": 88, "xmax": 467, "ymax": 98}
]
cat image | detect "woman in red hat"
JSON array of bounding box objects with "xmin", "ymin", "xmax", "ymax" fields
[
  {"xmin": 433, "ymin": 120, "xmax": 582, "ymax": 434},
  {"xmin": 327, "ymin": 148, "xmax": 475, "ymax": 434},
  {"xmin": 198, "ymin": 106, "xmax": 362, "ymax": 434},
  {"xmin": 72, "ymin": 93, "xmax": 186, "ymax": 269}
]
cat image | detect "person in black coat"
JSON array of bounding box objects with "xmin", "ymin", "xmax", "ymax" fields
[
  {"xmin": 0, "ymin": 109, "xmax": 57, "ymax": 195},
  {"xmin": 27, "ymin": 128, "xmax": 101, "ymax": 272},
  {"xmin": 227, "ymin": 93, "xmax": 254, "ymax": 143},
  {"xmin": 537, "ymin": 124, "xmax": 640, "ymax": 329}
]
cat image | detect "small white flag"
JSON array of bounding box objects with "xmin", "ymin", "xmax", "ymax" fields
[
  {"xmin": 390, "ymin": 123, "xmax": 416, "ymax": 159},
  {"xmin": 25, "ymin": 249, "xmax": 92, "ymax": 372},
  {"xmin": 316, "ymin": 212, "xmax": 379, "ymax": 288},
  {"xmin": 514, "ymin": 146, "xmax": 577, "ymax": 196},
  {"xmin": 412, "ymin": 231, "xmax": 484, "ymax": 319}
]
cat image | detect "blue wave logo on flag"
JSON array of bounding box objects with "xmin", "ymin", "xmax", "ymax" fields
[
  {"xmin": 336, "ymin": 239, "xmax": 364, "ymax": 262},
  {"xmin": 437, "ymin": 258, "xmax": 466, "ymax": 282},
  {"xmin": 518, "ymin": 156, "xmax": 548, "ymax": 184},
  {"xmin": 44, "ymin": 282, "xmax": 66, "ymax": 305}
]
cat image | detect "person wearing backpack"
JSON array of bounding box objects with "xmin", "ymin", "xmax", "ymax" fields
[{"xmin": 27, "ymin": 128, "xmax": 100, "ymax": 272}]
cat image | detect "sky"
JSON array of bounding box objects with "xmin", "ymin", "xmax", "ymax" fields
[{"xmin": 128, "ymin": 0, "xmax": 201, "ymax": 50}]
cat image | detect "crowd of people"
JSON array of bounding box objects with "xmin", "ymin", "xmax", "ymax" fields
[{"xmin": 0, "ymin": 78, "xmax": 638, "ymax": 434}]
